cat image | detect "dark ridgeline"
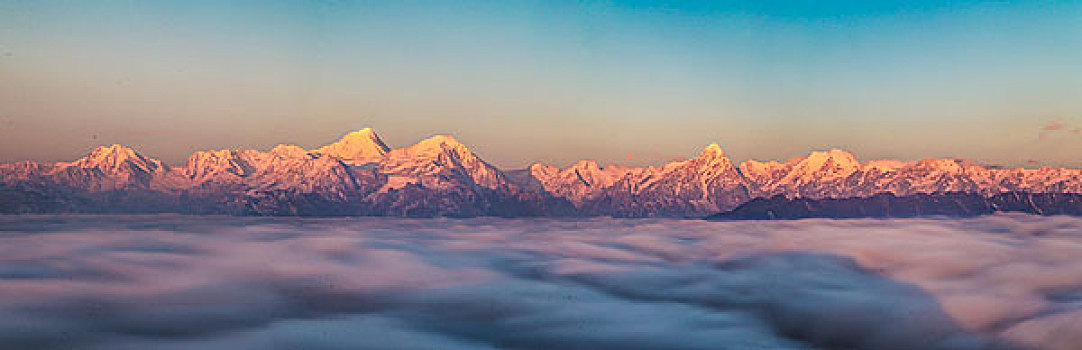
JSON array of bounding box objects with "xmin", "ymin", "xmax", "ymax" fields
[{"xmin": 706, "ymin": 192, "xmax": 1082, "ymax": 220}]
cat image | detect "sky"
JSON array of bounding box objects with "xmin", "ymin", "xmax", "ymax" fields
[{"xmin": 1, "ymin": 0, "xmax": 1080, "ymax": 168}]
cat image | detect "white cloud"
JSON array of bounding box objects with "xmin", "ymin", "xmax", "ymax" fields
[{"xmin": 0, "ymin": 214, "xmax": 1079, "ymax": 348}]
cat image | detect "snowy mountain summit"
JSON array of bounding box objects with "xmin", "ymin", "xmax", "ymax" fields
[
  {"xmin": 315, "ymin": 128, "xmax": 390, "ymax": 165},
  {"xmin": 3, "ymin": 128, "xmax": 1082, "ymax": 217}
]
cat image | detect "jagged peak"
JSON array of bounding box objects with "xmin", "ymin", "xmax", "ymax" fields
[
  {"xmin": 408, "ymin": 134, "xmax": 470, "ymax": 155},
  {"xmin": 188, "ymin": 148, "xmax": 236, "ymax": 159},
  {"xmin": 418, "ymin": 134, "xmax": 462, "ymax": 146},
  {"xmin": 771, "ymin": 149, "xmax": 861, "ymax": 183},
  {"xmin": 185, "ymin": 149, "xmax": 258, "ymax": 169},
  {"xmin": 570, "ymin": 159, "xmax": 602, "ymax": 172},
  {"xmin": 808, "ymin": 148, "xmax": 857, "ymax": 160},
  {"xmin": 529, "ymin": 163, "xmax": 559, "ymax": 179},
  {"xmin": 336, "ymin": 128, "xmax": 382, "ymax": 144},
  {"xmin": 316, "ymin": 128, "xmax": 390, "ymax": 160},
  {"xmin": 88, "ymin": 144, "xmax": 139, "ymax": 158},
  {"xmin": 529, "ymin": 162, "xmax": 554, "ymax": 170},
  {"xmin": 914, "ymin": 158, "xmax": 964, "ymax": 172},
  {"xmin": 80, "ymin": 144, "xmax": 139, "ymax": 163},
  {"xmin": 698, "ymin": 143, "xmax": 726, "ymax": 159},
  {"xmin": 71, "ymin": 143, "xmax": 163, "ymax": 173},
  {"xmin": 803, "ymin": 149, "xmax": 859, "ymax": 170}
]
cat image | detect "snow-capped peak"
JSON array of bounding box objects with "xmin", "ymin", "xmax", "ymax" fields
[
  {"xmin": 418, "ymin": 134, "xmax": 461, "ymax": 146},
  {"xmin": 914, "ymin": 158, "xmax": 964, "ymax": 173},
  {"xmin": 803, "ymin": 149, "xmax": 860, "ymax": 171},
  {"xmin": 409, "ymin": 134, "xmax": 470, "ymax": 156},
  {"xmin": 270, "ymin": 144, "xmax": 312, "ymax": 158},
  {"xmin": 315, "ymin": 128, "xmax": 390, "ymax": 163},
  {"xmin": 8, "ymin": 128, "xmax": 1082, "ymax": 217},
  {"xmin": 89, "ymin": 144, "xmax": 139, "ymax": 160},
  {"xmin": 73, "ymin": 144, "xmax": 154, "ymax": 169},
  {"xmin": 72, "ymin": 144, "xmax": 164, "ymax": 173},
  {"xmin": 570, "ymin": 159, "xmax": 602, "ymax": 172},
  {"xmin": 699, "ymin": 143, "xmax": 726, "ymax": 159},
  {"xmin": 567, "ymin": 159, "xmax": 629, "ymax": 187},
  {"xmin": 773, "ymin": 149, "xmax": 861, "ymax": 185}
]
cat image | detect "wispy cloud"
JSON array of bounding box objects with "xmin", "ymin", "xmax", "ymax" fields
[
  {"xmin": 1039, "ymin": 121, "xmax": 1068, "ymax": 140},
  {"xmin": 1042, "ymin": 121, "xmax": 1065, "ymax": 131}
]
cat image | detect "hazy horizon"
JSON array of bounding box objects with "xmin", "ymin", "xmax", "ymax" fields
[
  {"xmin": 15, "ymin": 126, "xmax": 1078, "ymax": 171},
  {"xmin": 2, "ymin": 1, "xmax": 1081, "ymax": 168}
]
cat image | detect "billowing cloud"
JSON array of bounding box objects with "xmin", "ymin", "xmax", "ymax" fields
[{"xmin": 1, "ymin": 215, "xmax": 1080, "ymax": 348}]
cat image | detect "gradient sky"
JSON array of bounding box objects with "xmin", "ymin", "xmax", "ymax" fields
[{"xmin": 1, "ymin": 0, "xmax": 1080, "ymax": 168}]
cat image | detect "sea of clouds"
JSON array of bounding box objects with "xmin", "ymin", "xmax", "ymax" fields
[{"xmin": 0, "ymin": 214, "xmax": 1080, "ymax": 349}]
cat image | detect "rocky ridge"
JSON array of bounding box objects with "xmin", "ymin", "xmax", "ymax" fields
[{"xmin": 3, "ymin": 128, "xmax": 1082, "ymax": 217}]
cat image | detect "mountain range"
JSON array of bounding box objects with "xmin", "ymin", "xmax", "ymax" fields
[{"xmin": 3, "ymin": 128, "xmax": 1082, "ymax": 217}]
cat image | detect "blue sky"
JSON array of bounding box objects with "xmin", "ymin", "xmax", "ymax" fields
[{"xmin": 1, "ymin": 0, "xmax": 1080, "ymax": 168}]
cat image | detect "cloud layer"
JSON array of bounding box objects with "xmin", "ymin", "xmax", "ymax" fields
[{"xmin": 1, "ymin": 215, "xmax": 1080, "ymax": 349}]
